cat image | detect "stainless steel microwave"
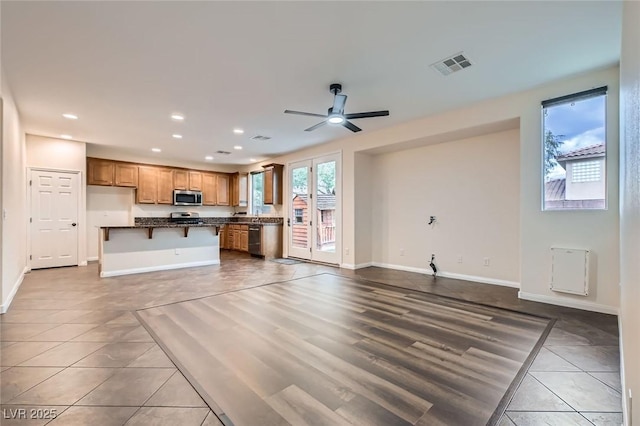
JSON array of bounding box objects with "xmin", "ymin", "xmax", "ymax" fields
[{"xmin": 173, "ymin": 190, "xmax": 203, "ymax": 206}]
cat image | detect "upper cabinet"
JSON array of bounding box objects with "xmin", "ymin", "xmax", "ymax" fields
[
  {"xmin": 263, "ymin": 163, "xmax": 284, "ymax": 205},
  {"xmin": 88, "ymin": 157, "xmax": 237, "ymax": 205},
  {"xmin": 114, "ymin": 163, "xmax": 138, "ymax": 187},
  {"xmin": 216, "ymin": 174, "xmax": 230, "ymax": 206},
  {"xmin": 188, "ymin": 171, "xmax": 202, "ymax": 191},
  {"xmin": 87, "ymin": 158, "xmax": 115, "ymax": 186},
  {"xmin": 202, "ymin": 173, "xmax": 217, "ymax": 206},
  {"xmin": 136, "ymin": 166, "xmax": 158, "ymax": 204},
  {"xmin": 173, "ymin": 170, "xmax": 189, "ymax": 190},
  {"xmin": 231, "ymin": 172, "xmax": 248, "ymax": 207}
]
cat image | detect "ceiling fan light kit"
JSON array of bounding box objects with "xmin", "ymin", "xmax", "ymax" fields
[{"xmin": 284, "ymin": 83, "xmax": 389, "ymax": 133}]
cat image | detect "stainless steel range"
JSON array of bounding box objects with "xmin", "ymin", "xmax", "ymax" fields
[{"xmin": 169, "ymin": 212, "xmax": 204, "ymax": 225}]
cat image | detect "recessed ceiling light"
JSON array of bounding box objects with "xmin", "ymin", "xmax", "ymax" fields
[
  {"xmin": 172, "ymin": 134, "xmax": 183, "ymax": 139},
  {"xmin": 233, "ymin": 128, "xmax": 244, "ymax": 134},
  {"xmin": 234, "ymin": 145, "xmax": 243, "ymax": 150},
  {"xmin": 152, "ymin": 148, "xmax": 162, "ymax": 153},
  {"xmin": 62, "ymin": 113, "xmax": 78, "ymax": 120},
  {"xmin": 205, "ymin": 156, "xmax": 214, "ymax": 161},
  {"xmin": 60, "ymin": 134, "xmax": 73, "ymax": 139},
  {"xmin": 171, "ymin": 114, "xmax": 185, "ymax": 121}
]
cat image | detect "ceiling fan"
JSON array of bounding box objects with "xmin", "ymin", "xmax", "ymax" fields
[{"xmin": 284, "ymin": 83, "xmax": 390, "ymax": 133}]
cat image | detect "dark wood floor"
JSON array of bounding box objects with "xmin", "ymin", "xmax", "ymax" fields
[{"xmin": 137, "ymin": 273, "xmax": 552, "ymax": 426}]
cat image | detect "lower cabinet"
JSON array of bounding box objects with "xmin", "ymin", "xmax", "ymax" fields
[{"xmin": 222, "ymin": 224, "xmax": 250, "ymax": 252}]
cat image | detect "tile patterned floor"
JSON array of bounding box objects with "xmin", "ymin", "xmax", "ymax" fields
[{"xmin": 0, "ymin": 251, "xmax": 622, "ymax": 425}]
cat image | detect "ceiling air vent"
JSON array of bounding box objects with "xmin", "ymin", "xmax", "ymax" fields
[
  {"xmin": 431, "ymin": 52, "xmax": 473, "ymax": 76},
  {"xmin": 215, "ymin": 150, "xmax": 232, "ymax": 155},
  {"xmin": 250, "ymin": 135, "xmax": 271, "ymax": 141}
]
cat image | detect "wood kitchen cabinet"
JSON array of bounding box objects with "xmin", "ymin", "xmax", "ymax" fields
[
  {"xmin": 201, "ymin": 173, "xmax": 217, "ymax": 206},
  {"xmin": 216, "ymin": 174, "xmax": 230, "ymax": 206},
  {"xmin": 218, "ymin": 225, "xmax": 227, "ymax": 249},
  {"xmin": 87, "ymin": 158, "xmax": 115, "ymax": 186},
  {"xmin": 240, "ymin": 227, "xmax": 249, "ymax": 251},
  {"xmin": 157, "ymin": 168, "xmax": 174, "ymax": 204},
  {"xmin": 263, "ymin": 164, "xmax": 283, "ymax": 205},
  {"xmin": 189, "ymin": 171, "xmax": 202, "ymax": 191},
  {"xmin": 114, "ymin": 163, "xmax": 138, "ymax": 187},
  {"xmin": 136, "ymin": 166, "xmax": 158, "ymax": 204},
  {"xmin": 231, "ymin": 172, "xmax": 248, "ymax": 207},
  {"xmin": 173, "ymin": 170, "xmax": 188, "ymax": 190}
]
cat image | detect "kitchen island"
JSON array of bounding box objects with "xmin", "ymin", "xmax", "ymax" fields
[
  {"xmin": 98, "ymin": 223, "xmax": 221, "ymax": 277},
  {"xmin": 98, "ymin": 216, "xmax": 283, "ymax": 277}
]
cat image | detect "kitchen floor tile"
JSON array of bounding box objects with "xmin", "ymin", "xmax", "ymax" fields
[
  {"xmin": 0, "ymin": 342, "xmax": 62, "ymax": 366},
  {"xmin": 580, "ymin": 411, "xmax": 624, "ymax": 426},
  {"xmin": 529, "ymin": 347, "xmax": 580, "ymax": 372},
  {"xmin": 201, "ymin": 411, "xmax": 225, "ymax": 426},
  {"xmin": 77, "ymin": 368, "xmax": 175, "ymax": 406},
  {"xmin": 531, "ymin": 372, "xmax": 621, "ymax": 412},
  {"xmin": 0, "ymin": 324, "xmax": 58, "ymax": 342},
  {"xmin": 0, "ymin": 367, "xmax": 62, "ymax": 403},
  {"xmin": 125, "ymin": 407, "xmax": 209, "ymax": 426},
  {"xmin": 19, "ymin": 342, "xmax": 106, "ymax": 367},
  {"xmin": 9, "ymin": 367, "xmax": 116, "ymax": 405},
  {"xmin": 546, "ymin": 346, "xmax": 619, "ymax": 372},
  {"xmin": 73, "ymin": 342, "xmax": 154, "ymax": 367},
  {"xmin": 144, "ymin": 371, "xmax": 207, "ymax": 407},
  {"xmin": 70, "ymin": 324, "xmax": 139, "ymax": 342},
  {"xmin": 118, "ymin": 326, "xmax": 154, "ymax": 342},
  {"xmin": 506, "ymin": 374, "xmax": 572, "ymax": 411},
  {"xmin": 27, "ymin": 323, "xmax": 99, "ymax": 342},
  {"xmin": 127, "ymin": 345, "xmax": 175, "ymax": 368},
  {"xmin": 506, "ymin": 411, "xmax": 593, "ymax": 425},
  {"xmin": 589, "ymin": 372, "xmax": 623, "ymax": 392},
  {"xmin": 47, "ymin": 406, "xmax": 138, "ymax": 426}
]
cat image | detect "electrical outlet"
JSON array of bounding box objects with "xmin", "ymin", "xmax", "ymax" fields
[
  {"xmin": 457, "ymin": 256, "xmax": 463, "ymax": 263},
  {"xmin": 400, "ymin": 249, "xmax": 405, "ymax": 256},
  {"xmin": 483, "ymin": 257, "xmax": 490, "ymax": 266}
]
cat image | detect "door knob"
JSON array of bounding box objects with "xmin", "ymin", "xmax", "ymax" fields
[{"xmin": 71, "ymin": 223, "xmax": 77, "ymax": 227}]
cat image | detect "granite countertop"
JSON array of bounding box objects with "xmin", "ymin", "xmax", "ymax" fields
[
  {"xmin": 99, "ymin": 223, "xmax": 220, "ymax": 229},
  {"xmin": 100, "ymin": 216, "xmax": 283, "ymax": 229}
]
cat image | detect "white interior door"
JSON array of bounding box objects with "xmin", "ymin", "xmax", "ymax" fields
[
  {"xmin": 287, "ymin": 153, "xmax": 340, "ymax": 264},
  {"xmin": 30, "ymin": 169, "xmax": 79, "ymax": 269}
]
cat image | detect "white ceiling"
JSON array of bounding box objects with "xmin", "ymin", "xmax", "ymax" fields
[{"xmin": 2, "ymin": 1, "xmax": 622, "ymax": 165}]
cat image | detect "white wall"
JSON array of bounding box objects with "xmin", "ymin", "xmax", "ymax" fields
[
  {"xmin": 371, "ymin": 129, "xmax": 520, "ymax": 285},
  {"xmin": 1, "ymin": 68, "xmax": 27, "ymax": 313},
  {"xmin": 353, "ymin": 153, "xmax": 373, "ymax": 268},
  {"xmin": 258, "ymin": 66, "xmax": 619, "ymax": 314},
  {"xmin": 26, "ymin": 134, "xmax": 88, "ymax": 266},
  {"xmin": 619, "ymin": 1, "xmax": 640, "ymax": 423}
]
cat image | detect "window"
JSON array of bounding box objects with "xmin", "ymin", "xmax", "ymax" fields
[
  {"xmin": 542, "ymin": 86, "xmax": 607, "ymax": 210},
  {"xmin": 294, "ymin": 208, "xmax": 303, "ymax": 223},
  {"xmin": 251, "ymin": 172, "xmax": 265, "ymax": 214}
]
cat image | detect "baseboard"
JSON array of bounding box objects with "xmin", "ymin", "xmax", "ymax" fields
[
  {"xmin": 79, "ymin": 261, "xmax": 88, "ymax": 266},
  {"xmin": 518, "ymin": 291, "xmax": 619, "ymax": 315},
  {"xmin": 1, "ymin": 266, "xmax": 28, "ymax": 314},
  {"xmin": 87, "ymin": 256, "xmax": 99, "ymax": 262},
  {"xmin": 370, "ymin": 262, "xmax": 520, "ymax": 288},
  {"xmin": 341, "ymin": 262, "xmax": 373, "ymax": 270},
  {"xmin": 100, "ymin": 260, "xmax": 221, "ymax": 278}
]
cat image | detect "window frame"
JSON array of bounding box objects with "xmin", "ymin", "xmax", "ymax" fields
[{"xmin": 541, "ymin": 86, "xmax": 608, "ymax": 211}]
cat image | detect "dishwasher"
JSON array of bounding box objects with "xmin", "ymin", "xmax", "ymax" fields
[{"xmin": 248, "ymin": 225, "xmax": 262, "ymax": 257}]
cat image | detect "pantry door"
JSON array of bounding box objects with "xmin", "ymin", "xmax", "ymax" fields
[{"xmin": 30, "ymin": 169, "xmax": 80, "ymax": 269}]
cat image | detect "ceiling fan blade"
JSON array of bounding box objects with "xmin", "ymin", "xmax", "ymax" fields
[
  {"xmin": 332, "ymin": 94, "xmax": 347, "ymax": 115},
  {"xmin": 284, "ymin": 110, "xmax": 327, "ymax": 118},
  {"xmin": 304, "ymin": 120, "xmax": 328, "ymax": 132},
  {"xmin": 342, "ymin": 121, "xmax": 362, "ymax": 133},
  {"xmin": 344, "ymin": 110, "xmax": 390, "ymax": 120}
]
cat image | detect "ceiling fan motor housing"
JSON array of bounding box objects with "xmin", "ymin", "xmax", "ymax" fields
[{"xmin": 330, "ymin": 83, "xmax": 342, "ymax": 95}]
